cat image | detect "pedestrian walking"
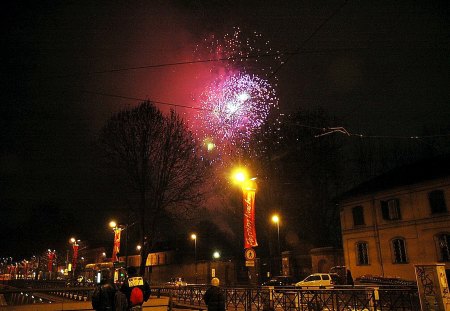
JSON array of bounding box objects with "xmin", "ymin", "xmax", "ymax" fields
[
  {"xmin": 203, "ymin": 277, "xmax": 225, "ymax": 311},
  {"xmin": 92, "ymin": 270, "xmax": 117, "ymax": 311},
  {"xmin": 120, "ymin": 267, "xmax": 151, "ymax": 310},
  {"xmin": 346, "ymin": 269, "xmax": 354, "ymax": 286}
]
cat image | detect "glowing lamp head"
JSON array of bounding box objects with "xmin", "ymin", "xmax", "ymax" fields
[
  {"xmin": 191, "ymin": 234, "xmax": 197, "ymax": 240},
  {"xmin": 232, "ymin": 168, "xmax": 248, "ymax": 184},
  {"xmin": 136, "ymin": 245, "xmax": 142, "ymax": 251},
  {"xmin": 272, "ymin": 215, "xmax": 279, "ymax": 224},
  {"xmin": 109, "ymin": 221, "xmax": 117, "ymax": 229},
  {"xmin": 213, "ymin": 251, "xmax": 220, "ymax": 259},
  {"xmin": 70, "ymin": 237, "xmax": 76, "ymax": 244}
]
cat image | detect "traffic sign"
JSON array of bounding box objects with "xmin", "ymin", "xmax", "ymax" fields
[{"xmin": 245, "ymin": 248, "xmax": 256, "ymax": 260}]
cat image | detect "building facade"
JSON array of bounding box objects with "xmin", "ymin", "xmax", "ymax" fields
[{"xmin": 339, "ymin": 155, "xmax": 450, "ymax": 281}]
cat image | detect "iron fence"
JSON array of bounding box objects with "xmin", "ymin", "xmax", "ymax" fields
[
  {"xmin": 0, "ymin": 282, "xmax": 420, "ymax": 310},
  {"xmin": 168, "ymin": 285, "xmax": 420, "ymax": 311}
]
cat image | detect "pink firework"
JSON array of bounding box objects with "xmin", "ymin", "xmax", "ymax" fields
[
  {"xmin": 194, "ymin": 27, "xmax": 283, "ymax": 78},
  {"xmin": 197, "ymin": 72, "xmax": 278, "ymax": 154}
]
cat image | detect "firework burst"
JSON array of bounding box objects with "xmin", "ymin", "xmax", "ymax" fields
[
  {"xmin": 194, "ymin": 26, "xmax": 283, "ymax": 78},
  {"xmin": 193, "ymin": 28, "xmax": 282, "ymax": 159},
  {"xmin": 197, "ymin": 72, "xmax": 278, "ymax": 155}
]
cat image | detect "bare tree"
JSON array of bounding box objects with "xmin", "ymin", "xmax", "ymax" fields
[{"xmin": 99, "ymin": 101, "xmax": 208, "ymax": 275}]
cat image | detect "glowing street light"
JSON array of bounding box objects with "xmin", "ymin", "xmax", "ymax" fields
[
  {"xmin": 231, "ymin": 167, "xmax": 258, "ymax": 285},
  {"xmin": 231, "ymin": 167, "xmax": 258, "ymax": 249},
  {"xmin": 69, "ymin": 237, "xmax": 80, "ymax": 276},
  {"xmin": 191, "ymin": 233, "xmax": 198, "ymax": 283},
  {"xmin": 109, "ymin": 220, "xmax": 123, "ymax": 262},
  {"xmin": 272, "ymin": 214, "xmax": 281, "ymax": 275},
  {"xmin": 232, "ymin": 167, "xmax": 248, "ymax": 185},
  {"xmin": 191, "ymin": 234, "xmax": 197, "ymax": 262},
  {"xmin": 213, "ymin": 251, "xmax": 221, "ymax": 259},
  {"xmin": 271, "ymin": 214, "xmax": 280, "ymax": 255},
  {"xmin": 109, "ymin": 220, "xmax": 137, "ymax": 268},
  {"xmin": 136, "ymin": 245, "xmax": 142, "ymax": 251}
]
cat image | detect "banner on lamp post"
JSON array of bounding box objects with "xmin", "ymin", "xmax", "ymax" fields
[
  {"xmin": 72, "ymin": 244, "xmax": 79, "ymax": 271},
  {"xmin": 112, "ymin": 227, "xmax": 122, "ymax": 262},
  {"xmin": 243, "ymin": 183, "xmax": 258, "ymax": 249},
  {"xmin": 47, "ymin": 251, "xmax": 55, "ymax": 273}
]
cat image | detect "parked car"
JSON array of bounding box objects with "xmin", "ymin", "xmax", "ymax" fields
[
  {"xmin": 295, "ymin": 273, "xmax": 338, "ymax": 288},
  {"xmin": 261, "ymin": 275, "xmax": 296, "ymax": 287},
  {"xmin": 166, "ymin": 277, "xmax": 187, "ymax": 287}
]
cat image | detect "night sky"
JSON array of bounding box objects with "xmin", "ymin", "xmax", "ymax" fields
[{"xmin": 2, "ymin": 0, "xmax": 449, "ymax": 258}]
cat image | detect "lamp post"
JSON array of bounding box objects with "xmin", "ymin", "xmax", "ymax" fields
[
  {"xmin": 191, "ymin": 234, "xmax": 197, "ymax": 262},
  {"xmin": 271, "ymin": 214, "xmax": 281, "ymax": 275},
  {"xmin": 191, "ymin": 234, "xmax": 197, "ymax": 283},
  {"xmin": 69, "ymin": 237, "xmax": 80, "ymax": 279},
  {"xmin": 109, "ymin": 220, "xmax": 137, "ymax": 268},
  {"xmin": 109, "ymin": 221, "xmax": 123, "ymax": 263},
  {"xmin": 232, "ymin": 167, "xmax": 258, "ymax": 285}
]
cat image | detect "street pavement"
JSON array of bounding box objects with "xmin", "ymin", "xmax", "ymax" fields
[{"xmin": 0, "ymin": 296, "xmax": 171, "ymax": 311}]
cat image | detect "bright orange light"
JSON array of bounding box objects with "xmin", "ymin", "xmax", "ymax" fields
[
  {"xmin": 69, "ymin": 237, "xmax": 76, "ymax": 244},
  {"xmin": 272, "ymin": 215, "xmax": 279, "ymax": 224},
  {"xmin": 136, "ymin": 245, "xmax": 142, "ymax": 251},
  {"xmin": 232, "ymin": 168, "xmax": 248, "ymax": 184},
  {"xmin": 109, "ymin": 221, "xmax": 117, "ymax": 228},
  {"xmin": 191, "ymin": 234, "xmax": 197, "ymax": 240}
]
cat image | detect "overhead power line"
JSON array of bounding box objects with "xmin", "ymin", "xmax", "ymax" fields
[
  {"xmin": 312, "ymin": 126, "xmax": 450, "ymax": 140},
  {"xmin": 269, "ymin": 0, "xmax": 350, "ymax": 78},
  {"xmin": 82, "ymin": 90, "xmax": 210, "ymax": 111}
]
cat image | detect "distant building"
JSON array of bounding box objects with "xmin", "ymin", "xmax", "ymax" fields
[{"xmin": 338, "ymin": 154, "xmax": 450, "ymax": 281}]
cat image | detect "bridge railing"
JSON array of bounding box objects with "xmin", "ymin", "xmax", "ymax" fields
[
  {"xmin": 0, "ymin": 287, "xmax": 94, "ymax": 306},
  {"xmin": 0, "ymin": 282, "xmax": 420, "ymax": 310},
  {"xmin": 163, "ymin": 285, "xmax": 420, "ymax": 311}
]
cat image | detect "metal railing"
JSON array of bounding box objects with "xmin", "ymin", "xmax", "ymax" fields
[
  {"xmin": 0, "ymin": 281, "xmax": 420, "ymax": 311},
  {"xmin": 165, "ymin": 285, "xmax": 420, "ymax": 311},
  {"xmin": 0, "ymin": 287, "xmax": 94, "ymax": 306}
]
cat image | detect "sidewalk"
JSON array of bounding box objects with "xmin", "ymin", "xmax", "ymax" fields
[{"xmin": 0, "ymin": 296, "xmax": 169, "ymax": 311}]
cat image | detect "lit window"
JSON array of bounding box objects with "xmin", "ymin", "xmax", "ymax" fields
[
  {"xmin": 392, "ymin": 238, "xmax": 408, "ymax": 264},
  {"xmin": 381, "ymin": 199, "xmax": 401, "ymax": 220},
  {"xmin": 436, "ymin": 233, "xmax": 450, "ymax": 262},
  {"xmin": 356, "ymin": 242, "xmax": 369, "ymax": 265},
  {"xmin": 429, "ymin": 190, "xmax": 447, "ymax": 214},
  {"xmin": 352, "ymin": 206, "xmax": 365, "ymax": 226}
]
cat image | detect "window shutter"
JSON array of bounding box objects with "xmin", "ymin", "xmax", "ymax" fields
[{"xmin": 381, "ymin": 201, "xmax": 389, "ymax": 220}]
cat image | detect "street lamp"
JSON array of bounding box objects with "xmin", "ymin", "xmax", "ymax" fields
[
  {"xmin": 191, "ymin": 234, "xmax": 197, "ymax": 262},
  {"xmin": 191, "ymin": 234, "xmax": 198, "ymax": 283},
  {"xmin": 232, "ymin": 167, "xmax": 258, "ymax": 285},
  {"xmin": 272, "ymin": 214, "xmax": 281, "ymax": 275},
  {"xmin": 110, "ymin": 222, "xmax": 120, "ymax": 262},
  {"xmin": 213, "ymin": 251, "xmax": 221, "ymax": 259},
  {"xmin": 109, "ymin": 220, "xmax": 137, "ymax": 268},
  {"xmin": 69, "ymin": 237, "xmax": 80, "ymax": 278}
]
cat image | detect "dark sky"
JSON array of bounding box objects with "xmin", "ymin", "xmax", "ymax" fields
[{"xmin": 2, "ymin": 0, "xmax": 449, "ymax": 258}]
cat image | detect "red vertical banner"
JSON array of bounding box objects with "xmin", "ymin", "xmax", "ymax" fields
[
  {"xmin": 112, "ymin": 228, "xmax": 122, "ymax": 262},
  {"xmin": 47, "ymin": 251, "xmax": 55, "ymax": 273},
  {"xmin": 72, "ymin": 244, "xmax": 79, "ymax": 271},
  {"xmin": 243, "ymin": 180, "xmax": 258, "ymax": 249}
]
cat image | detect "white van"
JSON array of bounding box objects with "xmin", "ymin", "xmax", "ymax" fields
[{"xmin": 295, "ymin": 273, "xmax": 338, "ymax": 288}]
